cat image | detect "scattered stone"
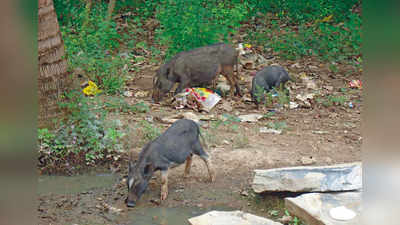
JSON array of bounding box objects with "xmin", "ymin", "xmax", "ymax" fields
[
  {"xmin": 296, "ymin": 93, "xmax": 315, "ymax": 108},
  {"xmin": 123, "ymin": 91, "xmax": 133, "ymax": 97},
  {"xmin": 308, "ymin": 65, "xmax": 318, "ymax": 70},
  {"xmin": 223, "ymin": 140, "xmax": 230, "ymax": 145},
  {"xmin": 289, "ymin": 102, "xmax": 299, "ymax": 109},
  {"xmin": 182, "ymin": 112, "xmax": 200, "ymax": 123},
  {"xmin": 159, "ymin": 112, "xmax": 200, "ymax": 124},
  {"xmin": 312, "ymin": 130, "xmax": 329, "ymax": 134},
  {"xmin": 217, "ymin": 82, "xmax": 231, "ymax": 93},
  {"xmin": 257, "ymin": 54, "xmax": 268, "ymax": 65},
  {"xmin": 220, "ymin": 101, "xmax": 233, "ymax": 112},
  {"xmin": 242, "ymin": 95, "xmax": 253, "ymax": 102},
  {"xmin": 134, "ymin": 90, "xmax": 148, "ymax": 98},
  {"xmin": 239, "ymin": 113, "xmax": 263, "ymax": 122},
  {"xmin": 299, "ymin": 73, "xmax": 318, "ymax": 90},
  {"xmin": 103, "ymin": 203, "xmax": 123, "ymax": 214},
  {"xmin": 285, "ymin": 192, "xmax": 361, "ymax": 225},
  {"xmin": 300, "ymin": 156, "xmax": 316, "ymax": 165},
  {"xmin": 278, "ymin": 215, "xmax": 293, "ymax": 224},
  {"xmin": 260, "ymin": 127, "xmax": 282, "ymax": 134},
  {"xmin": 199, "ymin": 114, "xmax": 218, "ymax": 121},
  {"xmin": 188, "ymin": 210, "xmax": 283, "ymax": 225},
  {"xmin": 324, "ymin": 86, "xmax": 334, "ymax": 91},
  {"xmin": 160, "ymin": 117, "xmax": 179, "ymax": 124},
  {"xmin": 145, "ymin": 116, "xmax": 153, "ymax": 123},
  {"xmin": 306, "ymin": 80, "xmax": 318, "ymax": 90},
  {"xmin": 119, "ymin": 52, "xmax": 130, "ymax": 59},
  {"xmin": 252, "ymin": 162, "xmax": 362, "ymax": 193},
  {"xmin": 150, "ymin": 199, "xmax": 160, "ymax": 205},
  {"xmin": 291, "ymin": 62, "xmax": 301, "ymax": 68},
  {"xmin": 240, "ymin": 190, "xmax": 249, "ymax": 197}
]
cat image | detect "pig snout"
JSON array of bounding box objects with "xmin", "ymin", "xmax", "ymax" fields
[
  {"xmin": 126, "ymin": 200, "xmax": 136, "ymax": 207},
  {"xmin": 126, "ymin": 187, "xmax": 139, "ymax": 207}
]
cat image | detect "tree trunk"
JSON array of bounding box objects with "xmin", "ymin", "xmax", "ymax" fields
[{"xmin": 38, "ymin": 0, "xmax": 70, "ymax": 128}]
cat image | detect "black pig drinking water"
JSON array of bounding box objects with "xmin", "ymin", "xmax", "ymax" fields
[{"xmin": 126, "ymin": 119, "xmax": 215, "ymax": 207}]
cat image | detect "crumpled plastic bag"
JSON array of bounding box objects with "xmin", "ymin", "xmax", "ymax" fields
[
  {"xmin": 82, "ymin": 80, "xmax": 102, "ymax": 96},
  {"xmin": 349, "ymin": 80, "xmax": 362, "ymax": 89},
  {"xmin": 173, "ymin": 88, "xmax": 221, "ymax": 112}
]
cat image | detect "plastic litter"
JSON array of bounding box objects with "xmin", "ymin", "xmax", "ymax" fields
[
  {"xmin": 82, "ymin": 80, "xmax": 102, "ymax": 96},
  {"xmin": 174, "ymin": 88, "xmax": 221, "ymax": 112},
  {"xmin": 349, "ymin": 80, "xmax": 362, "ymax": 89}
]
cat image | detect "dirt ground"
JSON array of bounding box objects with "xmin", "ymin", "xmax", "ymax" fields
[{"xmin": 38, "ymin": 55, "xmax": 362, "ymax": 224}]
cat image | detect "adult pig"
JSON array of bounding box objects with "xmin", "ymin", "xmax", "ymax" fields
[
  {"xmin": 126, "ymin": 119, "xmax": 215, "ymax": 207},
  {"xmin": 152, "ymin": 43, "xmax": 241, "ymax": 102},
  {"xmin": 251, "ymin": 65, "xmax": 291, "ymax": 104}
]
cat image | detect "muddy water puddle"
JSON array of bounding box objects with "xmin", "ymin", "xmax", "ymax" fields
[
  {"xmin": 38, "ymin": 172, "xmax": 118, "ymax": 195},
  {"xmin": 124, "ymin": 206, "xmax": 232, "ymax": 225},
  {"xmin": 38, "ymin": 172, "xmax": 285, "ymax": 225}
]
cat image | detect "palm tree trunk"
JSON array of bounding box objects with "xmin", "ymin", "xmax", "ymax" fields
[{"xmin": 38, "ymin": 0, "xmax": 70, "ymax": 128}]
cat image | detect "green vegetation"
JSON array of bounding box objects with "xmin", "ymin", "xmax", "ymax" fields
[
  {"xmin": 38, "ymin": 91, "xmax": 127, "ymax": 173},
  {"xmin": 137, "ymin": 120, "xmax": 161, "ymax": 144},
  {"xmin": 246, "ymin": 0, "xmax": 361, "ymax": 62},
  {"xmin": 156, "ymin": 0, "xmax": 246, "ymax": 59},
  {"xmin": 285, "ymin": 209, "xmax": 306, "ymax": 225},
  {"xmin": 267, "ymin": 121, "xmax": 288, "ymax": 131},
  {"xmin": 55, "ymin": 0, "xmax": 129, "ymax": 95},
  {"xmin": 254, "ymin": 85, "xmax": 290, "ymax": 108},
  {"xmin": 316, "ymin": 94, "xmax": 349, "ymax": 107},
  {"xmin": 43, "ymin": 0, "xmax": 361, "ymax": 172}
]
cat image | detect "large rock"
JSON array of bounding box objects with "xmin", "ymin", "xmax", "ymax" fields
[
  {"xmin": 188, "ymin": 210, "xmax": 283, "ymax": 225},
  {"xmin": 252, "ymin": 162, "xmax": 362, "ymax": 193},
  {"xmin": 285, "ymin": 192, "xmax": 361, "ymax": 225}
]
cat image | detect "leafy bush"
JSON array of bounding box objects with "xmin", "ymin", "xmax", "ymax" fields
[
  {"xmin": 137, "ymin": 120, "xmax": 161, "ymax": 145},
  {"xmin": 104, "ymin": 96, "xmax": 150, "ymax": 113},
  {"xmin": 251, "ymin": 12, "xmax": 361, "ymax": 62},
  {"xmin": 38, "ymin": 91, "xmax": 126, "ymax": 173},
  {"xmin": 55, "ymin": 0, "xmax": 127, "ymax": 94},
  {"xmin": 115, "ymin": 0, "xmax": 162, "ymax": 19},
  {"xmin": 244, "ymin": 0, "xmax": 361, "ymax": 63},
  {"xmin": 245, "ymin": 0, "xmax": 360, "ymax": 24},
  {"xmin": 156, "ymin": 0, "xmax": 246, "ymax": 58}
]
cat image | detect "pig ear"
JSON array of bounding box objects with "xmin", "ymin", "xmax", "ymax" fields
[
  {"xmin": 153, "ymin": 75, "xmax": 158, "ymax": 85},
  {"xmin": 129, "ymin": 161, "xmax": 136, "ymax": 172},
  {"xmin": 166, "ymin": 68, "xmax": 172, "ymax": 79}
]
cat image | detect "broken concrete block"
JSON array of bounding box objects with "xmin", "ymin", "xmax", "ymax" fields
[
  {"xmin": 252, "ymin": 162, "xmax": 362, "ymax": 193},
  {"xmin": 285, "ymin": 192, "xmax": 361, "ymax": 225},
  {"xmin": 188, "ymin": 210, "xmax": 283, "ymax": 225}
]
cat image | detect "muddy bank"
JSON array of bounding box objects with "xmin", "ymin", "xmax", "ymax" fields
[{"xmin": 38, "ymin": 167, "xmax": 297, "ymax": 225}]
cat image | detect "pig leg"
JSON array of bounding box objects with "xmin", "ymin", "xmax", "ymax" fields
[
  {"xmin": 229, "ymin": 67, "xmax": 242, "ymax": 97},
  {"xmin": 174, "ymin": 78, "xmax": 190, "ymax": 95},
  {"xmin": 222, "ymin": 66, "xmax": 241, "ymax": 97},
  {"xmin": 222, "ymin": 73, "xmax": 235, "ymax": 97},
  {"xmin": 211, "ymin": 78, "xmax": 217, "ymax": 90},
  {"xmin": 192, "ymin": 140, "xmax": 215, "ymax": 182},
  {"xmin": 183, "ymin": 154, "xmax": 193, "ymax": 178},
  {"xmin": 199, "ymin": 154, "xmax": 215, "ymax": 182},
  {"xmin": 160, "ymin": 169, "xmax": 169, "ymax": 200}
]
